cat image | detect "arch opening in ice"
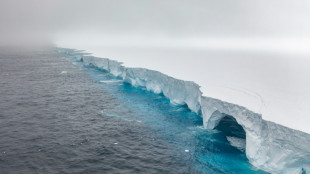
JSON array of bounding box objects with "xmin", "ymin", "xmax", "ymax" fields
[
  {"xmin": 57, "ymin": 48, "xmax": 310, "ymax": 174},
  {"xmin": 214, "ymin": 114, "xmax": 246, "ymax": 152}
]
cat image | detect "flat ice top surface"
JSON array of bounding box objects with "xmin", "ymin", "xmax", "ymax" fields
[{"xmin": 61, "ymin": 45, "xmax": 310, "ymax": 134}]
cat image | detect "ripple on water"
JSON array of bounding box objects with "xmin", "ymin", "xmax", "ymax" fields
[{"xmin": 0, "ymin": 48, "xmax": 268, "ymax": 174}]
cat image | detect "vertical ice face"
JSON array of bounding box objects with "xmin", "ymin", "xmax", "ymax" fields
[
  {"xmin": 123, "ymin": 68, "xmax": 202, "ymax": 113},
  {"xmin": 81, "ymin": 56, "xmax": 125, "ymax": 77},
  {"xmin": 57, "ymin": 48, "xmax": 310, "ymax": 174},
  {"xmin": 201, "ymin": 96, "xmax": 310, "ymax": 174},
  {"xmin": 66, "ymin": 50, "xmax": 202, "ymax": 113},
  {"xmin": 200, "ymin": 97, "xmax": 263, "ymax": 169}
]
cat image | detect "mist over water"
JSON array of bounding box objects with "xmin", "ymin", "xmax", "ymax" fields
[
  {"xmin": 0, "ymin": 47, "xmax": 269, "ymax": 174},
  {"xmin": 1, "ymin": 0, "xmax": 310, "ymax": 51},
  {"xmin": 1, "ymin": 1, "xmax": 310, "ymax": 173}
]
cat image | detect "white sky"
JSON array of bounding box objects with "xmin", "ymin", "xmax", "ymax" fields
[{"xmin": 1, "ymin": 0, "xmax": 310, "ymax": 133}]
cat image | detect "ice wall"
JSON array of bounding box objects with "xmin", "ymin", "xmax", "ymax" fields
[
  {"xmin": 82, "ymin": 56, "xmax": 124, "ymax": 77},
  {"xmin": 124, "ymin": 68, "xmax": 201, "ymax": 113},
  {"xmin": 81, "ymin": 55, "xmax": 201, "ymax": 113},
  {"xmin": 56, "ymin": 48, "xmax": 310, "ymax": 174},
  {"xmin": 201, "ymin": 97, "xmax": 310, "ymax": 174}
]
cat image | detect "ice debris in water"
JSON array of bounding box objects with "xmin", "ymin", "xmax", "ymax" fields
[{"xmin": 226, "ymin": 136, "xmax": 246, "ymax": 152}]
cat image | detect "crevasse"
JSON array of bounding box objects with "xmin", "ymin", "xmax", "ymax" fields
[{"xmin": 57, "ymin": 48, "xmax": 310, "ymax": 174}]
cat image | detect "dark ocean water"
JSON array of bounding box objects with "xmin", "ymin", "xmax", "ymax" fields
[{"xmin": 0, "ymin": 47, "xmax": 267, "ymax": 174}]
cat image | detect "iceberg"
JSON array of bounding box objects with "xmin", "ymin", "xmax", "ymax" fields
[
  {"xmin": 56, "ymin": 48, "xmax": 310, "ymax": 174},
  {"xmin": 81, "ymin": 56, "xmax": 124, "ymax": 77},
  {"xmin": 201, "ymin": 97, "xmax": 310, "ymax": 174},
  {"xmin": 81, "ymin": 54, "xmax": 202, "ymax": 113},
  {"xmin": 123, "ymin": 68, "xmax": 202, "ymax": 113}
]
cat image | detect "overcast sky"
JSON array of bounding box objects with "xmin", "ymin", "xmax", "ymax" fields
[
  {"xmin": 1, "ymin": 0, "xmax": 310, "ymax": 132},
  {"xmin": 1, "ymin": 0, "xmax": 310, "ymax": 50}
]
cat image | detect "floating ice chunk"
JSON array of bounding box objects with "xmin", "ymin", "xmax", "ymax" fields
[
  {"xmin": 185, "ymin": 149, "xmax": 189, "ymax": 152},
  {"xmin": 226, "ymin": 136, "xmax": 246, "ymax": 152}
]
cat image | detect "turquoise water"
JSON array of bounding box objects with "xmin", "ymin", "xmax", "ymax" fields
[
  {"xmin": 0, "ymin": 48, "xmax": 267, "ymax": 173},
  {"xmin": 78, "ymin": 57, "xmax": 268, "ymax": 174}
]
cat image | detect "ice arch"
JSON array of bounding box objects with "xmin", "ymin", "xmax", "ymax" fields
[
  {"xmin": 201, "ymin": 96, "xmax": 310, "ymax": 174},
  {"xmin": 57, "ymin": 48, "xmax": 310, "ymax": 174},
  {"xmin": 214, "ymin": 114, "xmax": 247, "ymax": 152},
  {"xmin": 214, "ymin": 114, "xmax": 246, "ymax": 139},
  {"xmin": 201, "ymin": 96, "xmax": 263, "ymax": 164}
]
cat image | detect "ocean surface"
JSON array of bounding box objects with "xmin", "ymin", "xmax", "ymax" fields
[{"xmin": 0, "ymin": 47, "xmax": 268, "ymax": 174}]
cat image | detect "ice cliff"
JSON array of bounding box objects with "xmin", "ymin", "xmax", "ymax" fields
[
  {"xmin": 201, "ymin": 97, "xmax": 310, "ymax": 174},
  {"xmin": 57, "ymin": 48, "xmax": 310, "ymax": 174}
]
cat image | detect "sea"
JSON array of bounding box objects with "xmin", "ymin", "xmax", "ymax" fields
[{"xmin": 0, "ymin": 47, "xmax": 268, "ymax": 174}]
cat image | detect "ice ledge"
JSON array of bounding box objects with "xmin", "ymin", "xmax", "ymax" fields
[
  {"xmin": 201, "ymin": 97, "xmax": 310, "ymax": 174},
  {"xmin": 56, "ymin": 48, "xmax": 310, "ymax": 174}
]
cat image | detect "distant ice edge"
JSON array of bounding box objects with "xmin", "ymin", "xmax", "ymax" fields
[{"xmin": 57, "ymin": 48, "xmax": 310, "ymax": 174}]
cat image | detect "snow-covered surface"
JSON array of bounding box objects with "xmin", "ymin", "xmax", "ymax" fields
[
  {"xmin": 56, "ymin": 48, "xmax": 310, "ymax": 174},
  {"xmin": 201, "ymin": 96, "xmax": 310, "ymax": 174},
  {"xmin": 56, "ymin": 46, "xmax": 310, "ymax": 134}
]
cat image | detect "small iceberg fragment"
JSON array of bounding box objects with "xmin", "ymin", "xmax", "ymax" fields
[{"xmin": 226, "ymin": 136, "xmax": 246, "ymax": 152}]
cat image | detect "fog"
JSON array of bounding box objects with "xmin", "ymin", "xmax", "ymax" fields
[
  {"xmin": 1, "ymin": 0, "xmax": 310, "ymax": 132},
  {"xmin": 1, "ymin": 0, "xmax": 310, "ymax": 50}
]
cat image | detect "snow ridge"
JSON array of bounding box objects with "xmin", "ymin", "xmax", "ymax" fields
[{"xmin": 56, "ymin": 48, "xmax": 310, "ymax": 174}]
